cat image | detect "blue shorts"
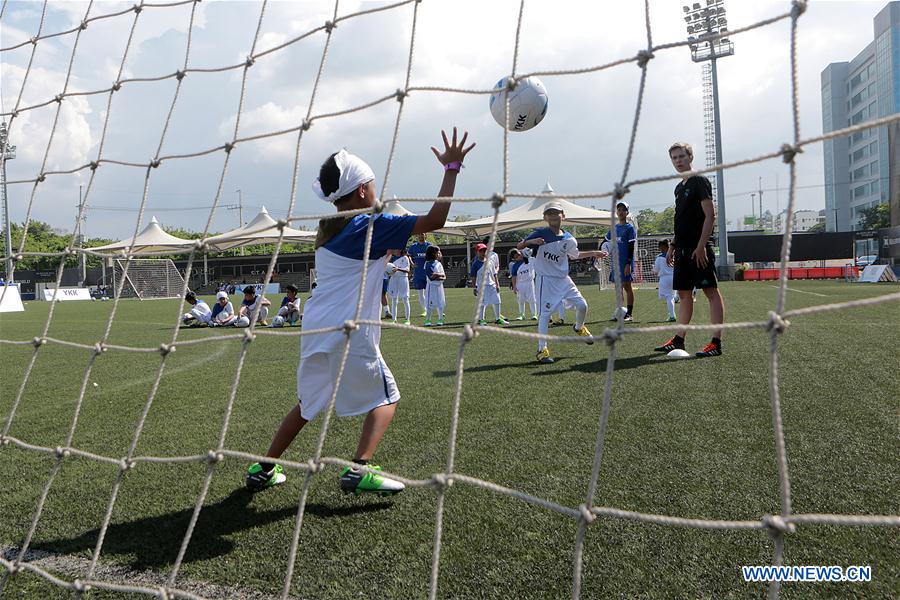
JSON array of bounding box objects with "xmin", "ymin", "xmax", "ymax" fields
[
  {"xmin": 411, "ymin": 276, "xmax": 428, "ymax": 291},
  {"xmin": 608, "ymin": 262, "xmax": 635, "ymax": 284},
  {"xmin": 382, "ymin": 279, "xmax": 389, "ymax": 294}
]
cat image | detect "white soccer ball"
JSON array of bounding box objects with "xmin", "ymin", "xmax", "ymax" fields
[
  {"xmin": 271, "ymin": 315, "xmax": 285, "ymax": 328},
  {"xmin": 600, "ymin": 241, "xmax": 611, "ymax": 254},
  {"xmin": 612, "ymin": 306, "xmax": 628, "ymax": 320},
  {"xmin": 384, "ymin": 262, "xmax": 398, "ymax": 277},
  {"xmin": 489, "ymin": 76, "xmax": 548, "ymax": 132}
]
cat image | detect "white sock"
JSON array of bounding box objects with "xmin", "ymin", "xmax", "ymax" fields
[
  {"xmin": 666, "ymin": 296, "xmax": 676, "ymax": 318},
  {"xmin": 518, "ymin": 298, "xmax": 526, "ymax": 315},
  {"xmin": 538, "ymin": 310, "xmax": 551, "ymax": 352},
  {"xmin": 403, "ymin": 298, "xmax": 411, "ymax": 319}
]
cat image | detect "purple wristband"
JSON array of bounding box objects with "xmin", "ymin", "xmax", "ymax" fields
[{"xmin": 444, "ymin": 161, "xmax": 462, "ymax": 172}]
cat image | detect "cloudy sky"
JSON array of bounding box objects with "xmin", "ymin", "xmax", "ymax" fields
[{"xmin": 0, "ymin": 0, "xmax": 889, "ymax": 240}]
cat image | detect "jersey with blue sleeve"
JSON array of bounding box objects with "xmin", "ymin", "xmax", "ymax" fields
[
  {"xmin": 408, "ymin": 241, "xmax": 431, "ymax": 286},
  {"xmin": 525, "ymin": 227, "xmax": 579, "ymax": 278},
  {"xmin": 510, "ymin": 261, "xmax": 521, "ymax": 277},
  {"xmin": 302, "ymin": 213, "xmax": 418, "ymax": 357},
  {"xmin": 604, "ymin": 223, "xmax": 637, "ymax": 266},
  {"xmin": 469, "ymin": 257, "xmax": 483, "ymax": 278}
]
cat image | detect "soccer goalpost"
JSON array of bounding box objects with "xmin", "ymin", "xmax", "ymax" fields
[{"xmin": 112, "ymin": 259, "xmax": 186, "ymax": 300}]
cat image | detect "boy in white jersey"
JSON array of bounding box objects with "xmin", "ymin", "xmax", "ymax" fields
[
  {"xmin": 651, "ymin": 239, "xmax": 677, "ymax": 322},
  {"xmin": 470, "ymin": 243, "xmax": 507, "ymax": 325},
  {"xmin": 246, "ymin": 128, "xmax": 475, "ymax": 495},
  {"xmin": 517, "ymin": 202, "xmax": 607, "ymax": 364},
  {"xmin": 181, "ymin": 291, "xmax": 212, "ymax": 327},
  {"xmin": 509, "ymin": 249, "xmax": 538, "ymax": 320},
  {"xmin": 388, "ymin": 248, "xmax": 412, "ymax": 325}
]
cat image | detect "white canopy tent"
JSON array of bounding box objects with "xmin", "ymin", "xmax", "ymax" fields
[
  {"xmin": 90, "ymin": 216, "xmax": 195, "ymax": 254},
  {"xmin": 439, "ymin": 183, "xmax": 613, "ymax": 239},
  {"xmin": 204, "ymin": 206, "xmax": 316, "ymax": 250}
]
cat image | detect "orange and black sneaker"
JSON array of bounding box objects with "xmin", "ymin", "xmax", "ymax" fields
[
  {"xmin": 653, "ymin": 337, "xmax": 683, "ymax": 352},
  {"xmin": 695, "ymin": 342, "xmax": 722, "ymax": 358}
]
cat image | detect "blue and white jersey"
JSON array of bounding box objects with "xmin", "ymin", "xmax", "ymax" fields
[
  {"xmin": 509, "ymin": 261, "xmax": 521, "ymax": 278},
  {"xmin": 302, "ymin": 213, "xmax": 417, "ymax": 357},
  {"xmin": 515, "ymin": 259, "xmax": 535, "ymax": 283},
  {"xmin": 604, "ymin": 222, "xmax": 637, "ymax": 267},
  {"xmin": 211, "ymin": 301, "xmax": 234, "ymax": 319},
  {"xmin": 408, "ymin": 241, "xmax": 432, "ymax": 287},
  {"xmin": 524, "ymin": 227, "xmax": 579, "ymax": 278},
  {"xmin": 470, "ymin": 252, "xmax": 499, "ymax": 288}
]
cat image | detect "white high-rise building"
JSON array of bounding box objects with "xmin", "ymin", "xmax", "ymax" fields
[{"xmin": 821, "ymin": 2, "xmax": 899, "ymax": 232}]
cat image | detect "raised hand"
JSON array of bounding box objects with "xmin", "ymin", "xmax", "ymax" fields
[{"xmin": 431, "ymin": 127, "xmax": 476, "ymax": 166}]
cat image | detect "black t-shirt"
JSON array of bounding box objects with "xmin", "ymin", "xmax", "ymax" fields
[{"xmin": 673, "ymin": 175, "xmax": 713, "ymax": 249}]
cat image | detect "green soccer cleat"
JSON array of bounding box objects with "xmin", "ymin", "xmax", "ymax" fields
[
  {"xmin": 478, "ymin": 319, "xmax": 488, "ymax": 326},
  {"xmin": 246, "ymin": 463, "xmax": 286, "ymax": 490},
  {"xmin": 339, "ymin": 465, "xmax": 405, "ymax": 496},
  {"xmin": 495, "ymin": 318, "xmax": 509, "ymax": 325},
  {"xmin": 424, "ymin": 321, "xmax": 432, "ymax": 327},
  {"xmin": 403, "ymin": 319, "xmax": 411, "ymax": 325},
  {"xmin": 666, "ymin": 316, "xmax": 677, "ymax": 322},
  {"xmin": 516, "ymin": 314, "xmax": 525, "ymax": 321},
  {"xmin": 419, "ymin": 311, "xmax": 427, "ymax": 317},
  {"xmin": 436, "ymin": 320, "xmax": 444, "ymax": 326}
]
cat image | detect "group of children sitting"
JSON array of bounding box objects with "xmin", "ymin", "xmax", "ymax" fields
[{"xmin": 181, "ymin": 284, "xmax": 305, "ymax": 328}]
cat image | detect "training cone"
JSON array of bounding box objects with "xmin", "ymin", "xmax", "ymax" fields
[{"xmin": 667, "ymin": 348, "xmax": 691, "ymax": 358}]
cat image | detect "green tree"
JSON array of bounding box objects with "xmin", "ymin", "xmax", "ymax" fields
[
  {"xmin": 807, "ymin": 222, "xmax": 826, "ymax": 233},
  {"xmin": 858, "ymin": 203, "xmax": 890, "ymax": 230}
]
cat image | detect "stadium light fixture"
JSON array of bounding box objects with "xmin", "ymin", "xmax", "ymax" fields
[{"xmin": 681, "ymin": 0, "xmax": 734, "ymax": 278}]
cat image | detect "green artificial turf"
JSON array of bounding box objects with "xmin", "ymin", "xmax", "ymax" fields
[{"xmin": 0, "ymin": 281, "xmax": 897, "ymax": 599}]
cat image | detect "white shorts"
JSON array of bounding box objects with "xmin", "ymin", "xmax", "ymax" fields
[
  {"xmin": 536, "ymin": 274, "xmax": 584, "ymax": 315},
  {"xmin": 296, "ymin": 350, "xmax": 399, "ymax": 421},
  {"xmin": 480, "ymin": 284, "xmax": 500, "ymax": 305},
  {"xmin": 658, "ymin": 275, "xmax": 674, "ymax": 299}
]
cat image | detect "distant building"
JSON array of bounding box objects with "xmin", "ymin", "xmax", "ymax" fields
[
  {"xmin": 821, "ymin": 2, "xmax": 899, "ymax": 232},
  {"xmin": 774, "ymin": 209, "xmax": 826, "ymax": 233}
]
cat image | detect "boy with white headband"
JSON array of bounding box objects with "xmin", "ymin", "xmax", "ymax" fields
[{"xmin": 247, "ymin": 128, "xmax": 476, "ymax": 495}]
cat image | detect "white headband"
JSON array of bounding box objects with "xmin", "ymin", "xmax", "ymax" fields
[{"xmin": 312, "ymin": 149, "xmax": 375, "ymax": 203}]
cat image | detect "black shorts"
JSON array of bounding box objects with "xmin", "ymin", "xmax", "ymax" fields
[{"xmin": 672, "ymin": 246, "xmax": 718, "ymax": 291}]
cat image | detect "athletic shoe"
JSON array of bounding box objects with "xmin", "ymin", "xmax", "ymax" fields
[
  {"xmin": 495, "ymin": 318, "xmax": 509, "ymax": 325},
  {"xmin": 516, "ymin": 314, "xmax": 525, "ymax": 321},
  {"xmin": 666, "ymin": 316, "xmax": 677, "ymax": 322},
  {"xmin": 531, "ymin": 315, "xmax": 538, "ymax": 320},
  {"xmin": 419, "ymin": 311, "xmax": 427, "ymax": 317},
  {"xmin": 653, "ymin": 337, "xmax": 683, "ymax": 352},
  {"xmin": 478, "ymin": 319, "xmax": 488, "ymax": 326},
  {"xmin": 623, "ymin": 315, "xmax": 633, "ymax": 323},
  {"xmin": 403, "ymin": 319, "xmax": 411, "ymax": 325},
  {"xmin": 424, "ymin": 321, "xmax": 432, "ymax": 327},
  {"xmin": 695, "ymin": 343, "xmax": 722, "ymax": 358},
  {"xmin": 383, "ymin": 312, "xmax": 393, "ymax": 320},
  {"xmin": 574, "ymin": 324, "xmax": 594, "ymax": 345},
  {"xmin": 436, "ymin": 320, "xmax": 444, "ymax": 326},
  {"xmin": 536, "ymin": 347, "xmax": 554, "ymax": 364},
  {"xmin": 258, "ymin": 320, "xmax": 269, "ymax": 327},
  {"xmin": 551, "ymin": 318, "xmax": 565, "ymax": 326},
  {"xmin": 339, "ymin": 465, "xmax": 405, "ymax": 496},
  {"xmin": 246, "ymin": 463, "xmax": 286, "ymax": 490}
]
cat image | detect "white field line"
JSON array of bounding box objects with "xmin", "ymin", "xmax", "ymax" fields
[
  {"xmin": 1, "ymin": 544, "xmax": 291, "ymax": 599},
  {"xmin": 767, "ymin": 285, "xmax": 828, "ymax": 297}
]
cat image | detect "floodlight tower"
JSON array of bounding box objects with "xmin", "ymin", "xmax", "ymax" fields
[
  {"xmin": 683, "ymin": 0, "xmax": 734, "ymax": 277},
  {"xmin": 1, "ymin": 122, "xmax": 16, "ymax": 283}
]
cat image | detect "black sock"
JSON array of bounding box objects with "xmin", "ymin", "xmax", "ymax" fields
[
  {"xmin": 352, "ymin": 458, "xmax": 368, "ymax": 466},
  {"xmin": 626, "ymin": 304, "xmax": 633, "ymax": 316},
  {"xmin": 673, "ymin": 335, "xmax": 685, "ymax": 349},
  {"xmin": 260, "ymin": 462, "xmax": 275, "ymax": 472},
  {"xmin": 711, "ymin": 337, "xmax": 721, "ymax": 348}
]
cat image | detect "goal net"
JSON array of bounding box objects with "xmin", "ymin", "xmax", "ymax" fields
[
  {"xmin": 112, "ymin": 259, "xmax": 185, "ymax": 300},
  {"xmin": 1, "ymin": 1, "xmax": 898, "ymax": 599},
  {"xmin": 596, "ymin": 235, "xmax": 672, "ymax": 291}
]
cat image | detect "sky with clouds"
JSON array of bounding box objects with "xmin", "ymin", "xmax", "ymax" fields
[{"xmin": 0, "ymin": 0, "xmax": 890, "ymax": 239}]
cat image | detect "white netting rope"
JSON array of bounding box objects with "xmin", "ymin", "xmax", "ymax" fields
[{"xmin": 1, "ymin": 1, "xmax": 898, "ymax": 599}]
